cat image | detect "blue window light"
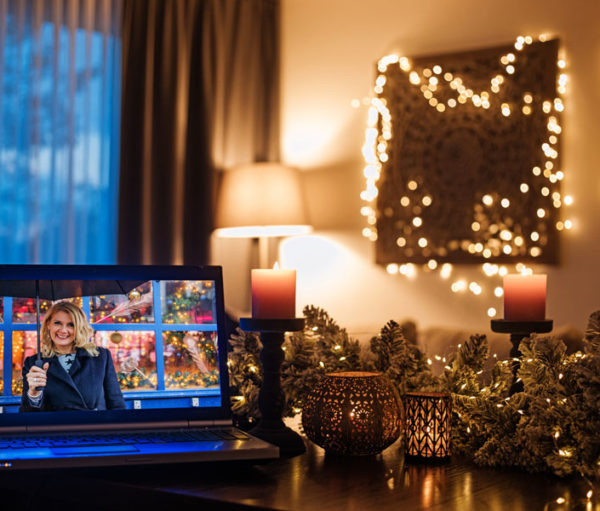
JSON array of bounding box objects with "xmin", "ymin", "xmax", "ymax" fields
[{"xmin": 0, "ymin": 2, "xmax": 122, "ymax": 263}]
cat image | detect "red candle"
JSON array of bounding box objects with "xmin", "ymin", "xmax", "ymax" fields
[
  {"xmin": 251, "ymin": 265, "xmax": 296, "ymax": 319},
  {"xmin": 503, "ymin": 274, "xmax": 547, "ymax": 321}
]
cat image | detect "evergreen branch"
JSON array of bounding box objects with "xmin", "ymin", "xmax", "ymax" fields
[{"xmin": 226, "ymin": 306, "xmax": 600, "ymax": 479}]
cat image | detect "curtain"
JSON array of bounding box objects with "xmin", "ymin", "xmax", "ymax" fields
[
  {"xmin": 118, "ymin": 0, "xmax": 280, "ymax": 265},
  {"xmin": 0, "ymin": 0, "xmax": 122, "ymax": 263},
  {"xmin": 203, "ymin": 0, "xmax": 280, "ymax": 168}
]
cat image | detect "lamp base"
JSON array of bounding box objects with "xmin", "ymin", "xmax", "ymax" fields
[{"xmin": 491, "ymin": 319, "xmax": 553, "ymax": 394}]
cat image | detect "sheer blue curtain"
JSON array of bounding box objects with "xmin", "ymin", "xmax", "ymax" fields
[{"xmin": 0, "ymin": 0, "xmax": 121, "ymax": 263}]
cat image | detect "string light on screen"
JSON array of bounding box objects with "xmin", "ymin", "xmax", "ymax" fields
[{"xmin": 360, "ymin": 35, "xmax": 574, "ymax": 310}]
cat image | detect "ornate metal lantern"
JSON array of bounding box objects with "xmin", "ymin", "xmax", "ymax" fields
[
  {"xmin": 404, "ymin": 392, "xmax": 451, "ymax": 459},
  {"xmin": 302, "ymin": 372, "xmax": 404, "ymax": 456}
]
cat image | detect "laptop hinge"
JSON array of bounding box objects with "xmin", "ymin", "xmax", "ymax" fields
[
  {"xmin": 188, "ymin": 419, "xmax": 232, "ymax": 428},
  {"xmin": 26, "ymin": 421, "xmax": 189, "ymax": 433}
]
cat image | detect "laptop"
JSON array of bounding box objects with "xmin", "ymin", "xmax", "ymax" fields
[{"xmin": 0, "ymin": 264, "xmax": 278, "ymax": 469}]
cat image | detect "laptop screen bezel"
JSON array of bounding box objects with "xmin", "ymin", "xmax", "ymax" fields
[{"xmin": 0, "ymin": 264, "xmax": 233, "ymax": 428}]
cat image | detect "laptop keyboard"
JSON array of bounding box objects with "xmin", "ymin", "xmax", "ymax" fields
[{"xmin": 0, "ymin": 429, "xmax": 250, "ymax": 449}]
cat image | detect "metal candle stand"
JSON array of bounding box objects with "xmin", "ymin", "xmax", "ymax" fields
[
  {"xmin": 491, "ymin": 319, "xmax": 553, "ymax": 395},
  {"xmin": 240, "ymin": 317, "xmax": 306, "ymax": 457}
]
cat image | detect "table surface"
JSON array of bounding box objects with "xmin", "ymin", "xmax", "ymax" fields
[{"xmin": 2, "ymin": 438, "xmax": 598, "ymax": 511}]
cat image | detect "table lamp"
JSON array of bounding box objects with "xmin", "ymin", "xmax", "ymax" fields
[{"xmin": 214, "ymin": 162, "xmax": 312, "ymax": 268}]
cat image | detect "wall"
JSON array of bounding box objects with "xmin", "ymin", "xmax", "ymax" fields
[{"xmin": 276, "ymin": 0, "xmax": 600, "ymax": 337}]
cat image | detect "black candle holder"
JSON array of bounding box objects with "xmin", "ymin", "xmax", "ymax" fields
[
  {"xmin": 491, "ymin": 319, "xmax": 553, "ymax": 395},
  {"xmin": 240, "ymin": 317, "xmax": 306, "ymax": 457}
]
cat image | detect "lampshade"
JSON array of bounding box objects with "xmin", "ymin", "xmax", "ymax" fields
[{"xmin": 214, "ymin": 162, "xmax": 311, "ymax": 238}]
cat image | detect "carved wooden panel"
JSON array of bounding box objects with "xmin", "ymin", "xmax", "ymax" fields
[{"xmin": 374, "ymin": 39, "xmax": 561, "ymax": 265}]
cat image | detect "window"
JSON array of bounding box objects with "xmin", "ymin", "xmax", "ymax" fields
[{"xmin": 0, "ymin": 1, "xmax": 122, "ymax": 263}]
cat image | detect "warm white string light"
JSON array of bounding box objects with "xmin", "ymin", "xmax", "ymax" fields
[{"xmin": 361, "ymin": 35, "xmax": 573, "ymax": 310}]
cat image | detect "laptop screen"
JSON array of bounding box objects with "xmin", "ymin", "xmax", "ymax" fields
[{"xmin": 0, "ymin": 265, "xmax": 232, "ymax": 428}]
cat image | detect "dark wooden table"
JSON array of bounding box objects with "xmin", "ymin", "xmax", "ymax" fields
[{"xmin": 1, "ymin": 438, "xmax": 599, "ymax": 510}]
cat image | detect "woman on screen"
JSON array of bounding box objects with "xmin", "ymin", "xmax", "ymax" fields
[{"xmin": 20, "ymin": 301, "xmax": 125, "ymax": 412}]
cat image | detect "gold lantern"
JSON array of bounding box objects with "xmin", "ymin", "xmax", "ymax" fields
[
  {"xmin": 404, "ymin": 392, "xmax": 451, "ymax": 459},
  {"xmin": 301, "ymin": 372, "xmax": 404, "ymax": 456}
]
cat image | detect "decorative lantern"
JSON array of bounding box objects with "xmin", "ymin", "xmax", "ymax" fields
[
  {"xmin": 404, "ymin": 392, "xmax": 451, "ymax": 459},
  {"xmin": 301, "ymin": 372, "xmax": 404, "ymax": 456}
]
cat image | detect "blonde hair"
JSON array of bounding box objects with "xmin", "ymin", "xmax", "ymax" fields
[{"xmin": 40, "ymin": 301, "xmax": 99, "ymax": 358}]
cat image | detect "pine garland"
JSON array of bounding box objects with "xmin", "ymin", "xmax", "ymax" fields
[{"xmin": 227, "ymin": 305, "xmax": 600, "ymax": 478}]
